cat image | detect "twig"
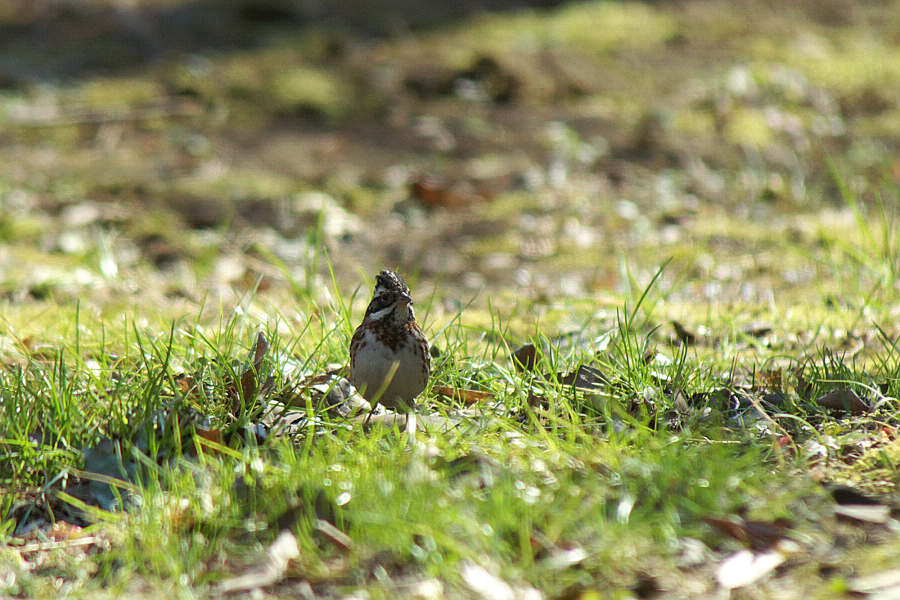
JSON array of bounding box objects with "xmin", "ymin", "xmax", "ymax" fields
[
  {"xmin": 7, "ymin": 100, "xmax": 202, "ymax": 128},
  {"xmin": 14, "ymin": 537, "xmax": 99, "ymax": 553}
]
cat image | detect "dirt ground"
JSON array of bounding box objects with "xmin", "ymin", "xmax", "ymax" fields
[{"xmin": 0, "ymin": 0, "xmax": 898, "ymax": 317}]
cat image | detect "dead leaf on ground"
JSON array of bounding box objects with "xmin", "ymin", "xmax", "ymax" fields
[
  {"xmin": 512, "ymin": 343, "xmax": 537, "ymax": 372},
  {"xmin": 741, "ymin": 322, "xmax": 774, "ymax": 338},
  {"xmin": 194, "ymin": 427, "xmax": 222, "ymax": 444},
  {"xmin": 284, "ymin": 373, "xmax": 369, "ymax": 418},
  {"xmin": 314, "ymin": 518, "xmax": 354, "ymax": 553},
  {"xmin": 793, "ymin": 367, "xmax": 814, "ymax": 400},
  {"xmin": 753, "ymin": 368, "xmax": 784, "ymax": 392},
  {"xmin": 827, "ymin": 483, "xmax": 887, "ymax": 506},
  {"xmin": 703, "ymin": 516, "xmax": 791, "ymax": 550},
  {"xmin": 826, "ymin": 483, "xmax": 895, "ymax": 524},
  {"xmin": 671, "ymin": 320, "xmax": 697, "ymax": 345},
  {"xmin": 218, "ymin": 530, "xmax": 300, "ymax": 594},
  {"xmin": 849, "ymin": 568, "xmax": 900, "ymax": 597},
  {"xmin": 173, "ymin": 373, "xmax": 197, "ymax": 396},
  {"xmin": 228, "ymin": 331, "xmax": 271, "ymax": 416},
  {"xmin": 815, "ymin": 388, "xmax": 869, "ymax": 414},
  {"xmin": 410, "ymin": 174, "xmax": 486, "ymax": 208},
  {"xmin": 433, "ymin": 385, "xmax": 494, "ymax": 404},
  {"xmin": 556, "ymin": 365, "xmax": 608, "ymax": 391},
  {"xmin": 833, "ymin": 503, "xmax": 892, "ymax": 524}
]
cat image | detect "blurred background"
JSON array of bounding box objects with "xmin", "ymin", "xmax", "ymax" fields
[{"xmin": 0, "ymin": 0, "xmax": 898, "ymax": 320}]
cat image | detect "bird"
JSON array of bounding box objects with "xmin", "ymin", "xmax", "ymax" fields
[{"xmin": 349, "ymin": 269, "xmax": 430, "ymax": 426}]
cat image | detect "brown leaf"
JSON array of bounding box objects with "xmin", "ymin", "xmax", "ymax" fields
[
  {"xmin": 793, "ymin": 367, "xmax": 814, "ymax": 399},
  {"xmin": 828, "ymin": 483, "xmax": 885, "ymax": 506},
  {"xmin": 314, "ymin": 519, "xmax": 354, "ymax": 553},
  {"xmin": 754, "ymin": 368, "xmax": 783, "ymax": 392},
  {"xmin": 218, "ymin": 530, "xmax": 300, "ymax": 594},
  {"xmin": 433, "ymin": 385, "xmax": 493, "ymax": 404},
  {"xmin": 741, "ymin": 322, "xmax": 773, "ymax": 338},
  {"xmin": 512, "ymin": 343, "xmax": 537, "ymax": 372},
  {"xmin": 671, "ymin": 320, "xmax": 696, "ymax": 345},
  {"xmin": 410, "ymin": 174, "xmax": 484, "ymax": 208},
  {"xmin": 174, "ymin": 373, "xmax": 196, "ymax": 395},
  {"xmin": 556, "ymin": 365, "xmax": 608, "ymax": 391},
  {"xmin": 776, "ymin": 434, "xmax": 795, "ymax": 455},
  {"xmin": 195, "ymin": 427, "xmax": 222, "ymax": 444},
  {"xmin": 251, "ymin": 331, "xmax": 269, "ymax": 371},
  {"xmin": 815, "ymin": 388, "xmax": 869, "ymax": 414},
  {"xmin": 229, "ymin": 332, "xmax": 270, "ymax": 415},
  {"xmin": 702, "ymin": 516, "xmax": 791, "ymax": 550},
  {"xmin": 242, "ymin": 331, "xmax": 269, "ymax": 398},
  {"xmin": 826, "ymin": 484, "xmax": 893, "ymax": 523},
  {"xmin": 18, "ymin": 520, "xmax": 85, "ymax": 545}
]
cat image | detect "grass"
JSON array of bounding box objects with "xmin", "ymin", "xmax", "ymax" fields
[
  {"xmin": 2, "ymin": 222, "xmax": 900, "ymax": 597},
  {"xmin": 2, "ymin": 0, "xmax": 900, "ymax": 596}
]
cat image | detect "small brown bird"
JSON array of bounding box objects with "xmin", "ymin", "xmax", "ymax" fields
[{"xmin": 349, "ymin": 270, "xmax": 430, "ymax": 424}]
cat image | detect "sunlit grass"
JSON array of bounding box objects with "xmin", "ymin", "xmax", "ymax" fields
[
  {"xmin": 2, "ymin": 0, "xmax": 900, "ymax": 596},
  {"xmin": 2, "ymin": 226, "xmax": 899, "ymax": 596}
]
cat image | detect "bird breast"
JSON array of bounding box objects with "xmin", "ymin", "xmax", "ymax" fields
[{"xmin": 349, "ymin": 325, "xmax": 428, "ymax": 408}]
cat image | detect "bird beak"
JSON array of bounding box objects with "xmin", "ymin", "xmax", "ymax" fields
[{"xmin": 399, "ymin": 292, "xmax": 413, "ymax": 305}]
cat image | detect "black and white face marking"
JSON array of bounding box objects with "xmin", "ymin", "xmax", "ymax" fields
[
  {"xmin": 366, "ymin": 290, "xmax": 413, "ymax": 322},
  {"xmin": 365, "ymin": 270, "xmax": 414, "ymax": 323}
]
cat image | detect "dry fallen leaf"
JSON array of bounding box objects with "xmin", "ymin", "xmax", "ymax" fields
[
  {"xmin": 290, "ymin": 374, "xmax": 369, "ymax": 418},
  {"xmin": 228, "ymin": 331, "xmax": 270, "ymax": 416},
  {"xmin": 828, "ymin": 483, "xmax": 885, "ymax": 506},
  {"xmin": 703, "ymin": 516, "xmax": 791, "ymax": 550},
  {"xmin": 815, "ymin": 388, "xmax": 869, "ymax": 414},
  {"xmin": 671, "ymin": 320, "xmax": 697, "ymax": 345},
  {"xmin": 512, "ymin": 343, "xmax": 537, "ymax": 372},
  {"xmin": 194, "ymin": 427, "xmax": 222, "ymax": 444},
  {"xmin": 173, "ymin": 373, "xmax": 197, "ymax": 396},
  {"xmin": 741, "ymin": 322, "xmax": 774, "ymax": 338},
  {"xmin": 218, "ymin": 530, "xmax": 299, "ymax": 594},
  {"xmin": 433, "ymin": 385, "xmax": 494, "ymax": 404},
  {"xmin": 314, "ymin": 518, "xmax": 353, "ymax": 553},
  {"xmin": 833, "ymin": 504, "xmax": 892, "ymax": 524},
  {"xmin": 754, "ymin": 368, "xmax": 783, "ymax": 391},
  {"xmin": 556, "ymin": 365, "xmax": 608, "ymax": 391},
  {"xmin": 849, "ymin": 568, "xmax": 900, "ymax": 596},
  {"xmin": 410, "ymin": 174, "xmax": 485, "ymax": 208}
]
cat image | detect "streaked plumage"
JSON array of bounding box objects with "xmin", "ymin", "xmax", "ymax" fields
[{"xmin": 349, "ymin": 270, "xmax": 430, "ymax": 418}]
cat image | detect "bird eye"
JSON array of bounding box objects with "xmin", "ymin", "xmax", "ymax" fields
[{"xmin": 368, "ymin": 294, "xmax": 392, "ymax": 313}]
